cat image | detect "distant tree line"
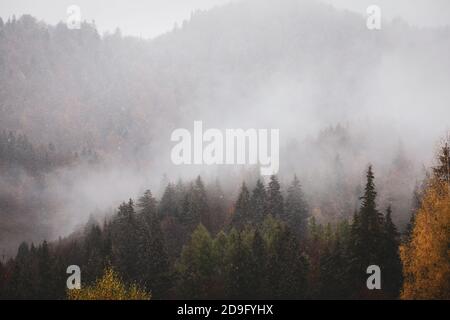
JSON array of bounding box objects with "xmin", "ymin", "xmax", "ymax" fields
[{"xmin": 0, "ymin": 130, "xmax": 99, "ymax": 175}]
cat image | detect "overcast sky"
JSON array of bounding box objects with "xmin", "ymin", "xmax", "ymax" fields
[{"xmin": 0, "ymin": 0, "xmax": 449, "ymax": 38}]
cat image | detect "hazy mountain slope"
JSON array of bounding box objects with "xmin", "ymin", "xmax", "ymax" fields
[{"xmin": 0, "ymin": 0, "xmax": 449, "ymax": 254}]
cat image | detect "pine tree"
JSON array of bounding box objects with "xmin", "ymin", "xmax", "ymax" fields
[
  {"xmin": 264, "ymin": 218, "xmax": 308, "ymax": 299},
  {"xmin": 285, "ymin": 175, "xmax": 309, "ymax": 239},
  {"xmin": 232, "ymin": 183, "xmax": 251, "ymax": 229},
  {"xmin": 404, "ymin": 183, "xmax": 422, "ymax": 241},
  {"xmin": 159, "ymin": 183, "xmax": 179, "ymax": 218},
  {"xmin": 359, "ymin": 166, "xmax": 384, "ymax": 262},
  {"xmin": 248, "ymin": 229, "xmax": 267, "ymax": 298},
  {"xmin": 137, "ymin": 189, "xmax": 158, "ymax": 223},
  {"xmin": 176, "ymin": 224, "xmax": 215, "ymax": 299},
  {"xmin": 207, "ymin": 179, "xmax": 227, "ymax": 233},
  {"xmin": 135, "ymin": 190, "xmax": 170, "ymax": 298},
  {"xmin": 381, "ymin": 205, "xmax": 402, "ymax": 298},
  {"xmin": 83, "ymin": 221, "xmax": 105, "ymax": 284},
  {"xmin": 180, "ymin": 187, "xmax": 196, "ymax": 226},
  {"xmin": 250, "ymin": 179, "xmax": 268, "ymax": 224},
  {"xmin": 37, "ymin": 240, "xmax": 54, "ymax": 299},
  {"xmin": 111, "ymin": 199, "xmax": 140, "ymax": 282},
  {"xmin": 226, "ymin": 229, "xmax": 250, "ymax": 299},
  {"xmin": 267, "ymin": 175, "xmax": 284, "ymax": 217},
  {"xmin": 179, "ymin": 178, "xmax": 209, "ymax": 230},
  {"xmin": 319, "ymin": 228, "xmax": 351, "ymax": 299},
  {"xmin": 192, "ymin": 176, "xmax": 210, "ymax": 230},
  {"xmin": 348, "ymin": 166, "xmax": 385, "ymax": 297}
]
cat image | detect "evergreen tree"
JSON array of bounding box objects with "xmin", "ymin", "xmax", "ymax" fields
[
  {"xmin": 37, "ymin": 241, "xmax": 54, "ymax": 299},
  {"xmin": 248, "ymin": 229, "xmax": 267, "ymax": 298},
  {"xmin": 131, "ymin": 190, "xmax": 169, "ymax": 297},
  {"xmin": 267, "ymin": 175, "xmax": 284, "ymax": 217},
  {"xmin": 159, "ymin": 183, "xmax": 179, "ymax": 218},
  {"xmin": 381, "ymin": 206, "xmax": 402, "ymax": 298},
  {"xmin": 404, "ymin": 183, "xmax": 422, "ymax": 241},
  {"xmin": 285, "ymin": 175, "xmax": 309, "ymax": 238},
  {"xmin": 250, "ymin": 179, "xmax": 268, "ymax": 224},
  {"xmin": 137, "ymin": 189, "xmax": 158, "ymax": 223},
  {"xmin": 192, "ymin": 176, "xmax": 210, "ymax": 230},
  {"xmin": 180, "ymin": 187, "xmax": 196, "ymax": 226},
  {"xmin": 264, "ymin": 218, "xmax": 308, "ymax": 299},
  {"xmin": 226, "ymin": 229, "xmax": 251, "ymax": 299},
  {"xmin": 232, "ymin": 183, "xmax": 251, "ymax": 229},
  {"xmin": 111, "ymin": 199, "xmax": 140, "ymax": 282},
  {"xmin": 207, "ymin": 179, "xmax": 227, "ymax": 233},
  {"xmin": 348, "ymin": 166, "xmax": 385, "ymax": 297},
  {"xmin": 176, "ymin": 224, "xmax": 216, "ymax": 299},
  {"xmin": 320, "ymin": 229, "xmax": 351, "ymax": 299},
  {"xmin": 83, "ymin": 221, "xmax": 105, "ymax": 284}
]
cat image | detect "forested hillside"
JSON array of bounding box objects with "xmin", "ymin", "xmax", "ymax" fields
[
  {"xmin": 0, "ymin": 141, "xmax": 448, "ymax": 299},
  {"xmin": 0, "ymin": 0, "xmax": 449, "ymax": 299}
]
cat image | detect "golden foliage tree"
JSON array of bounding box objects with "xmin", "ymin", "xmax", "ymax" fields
[
  {"xmin": 400, "ymin": 142, "xmax": 450, "ymax": 299},
  {"xmin": 67, "ymin": 267, "xmax": 151, "ymax": 300}
]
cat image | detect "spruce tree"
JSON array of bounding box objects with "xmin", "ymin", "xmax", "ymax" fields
[
  {"xmin": 232, "ymin": 182, "xmax": 251, "ymax": 229},
  {"xmin": 226, "ymin": 230, "xmax": 250, "ymax": 299},
  {"xmin": 207, "ymin": 179, "xmax": 227, "ymax": 233},
  {"xmin": 159, "ymin": 183, "xmax": 179, "ymax": 218},
  {"xmin": 267, "ymin": 175, "xmax": 284, "ymax": 217},
  {"xmin": 285, "ymin": 175, "xmax": 309, "ymax": 238},
  {"xmin": 111, "ymin": 199, "xmax": 140, "ymax": 282},
  {"xmin": 192, "ymin": 176, "xmax": 210, "ymax": 230},
  {"xmin": 382, "ymin": 206, "xmax": 402, "ymax": 298},
  {"xmin": 348, "ymin": 166, "xmax": 385, "ymax": 297},
  {"xmin": 176, "ymin": 224, "xmax": 215, "ymax": 299},
  {"xmin": 37, "ymin": 241, "xmax": 54, "ymax": 299},
  {"xmin": 250, "ymin": 179, "xmax": 268, "ymax": 224},
  {"xmin": 137, "ymin": 189, "xmax": 158, "ymax": 223}
]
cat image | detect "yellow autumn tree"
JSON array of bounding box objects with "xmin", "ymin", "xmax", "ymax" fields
[
  {"xmin": 67, "ymin": 267, "xmax": 151, "ymax": 300},
  {"xmin": 400, "ymin": 142, "xmax": 450, "ymax": 299}
]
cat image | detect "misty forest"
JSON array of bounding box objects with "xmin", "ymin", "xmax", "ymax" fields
[{"xmin": 0, "ymin": 0, "xmax": 449, "ymax": 300}]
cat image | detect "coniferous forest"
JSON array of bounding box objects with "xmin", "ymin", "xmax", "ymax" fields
[
  {"xmin": 0, "ymin": 141, "xmax": 449, "ymax": 299},
  {"xmin": 0, "ymin": 0, "xmax": 449, "ymax": 300}
]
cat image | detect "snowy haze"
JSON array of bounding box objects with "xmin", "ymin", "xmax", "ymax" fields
[
  {"xmin": 0, "ymin": 0, "xmax": 449, "ymax": 255},
  {"xmin": 0, "ymin": 0, "xmax": 449, "ymax": 38}
]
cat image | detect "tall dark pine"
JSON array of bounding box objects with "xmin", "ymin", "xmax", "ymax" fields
[
  {"xmin": 285, "ymin": 175, "xmax": 309, "ymax": 238},
  {"xmin": 137, "ymin": 189, "xmax": 158, "ymax": 223},
  {"xmin": 250, "ymin": 179, "xmax": 268, "ymax": 224},
  {"xmin": 193, "ymin": 176, "xmax": 210, "ymax": 230},
  {"xmin": 207, "ymin": 179, "xmax": 227, "ymax": 233},
  {"xmin": 83, "ymin": 221, "xmax": 104, "ymax": 284},
  {"xmin": 381, "ymin": 206, "xmax": 402, "ymax": 298},
  {"xmin": 159, "ymin": 183, "xmax": 179, "ymax": 218},
  {"xmin": 135, "ymin": 189, "xmax": 170, "ymax": 297},
  {"xmin": 37, "ymin": 241, "xmax": 54, "ymax": 299},
  {"xmin": 348, "ymin": 166, "xmax": 384, "ymax": 297},
  {"xmin": 359, "ymin": 165, "xmax": 384, "ymax": 261},
  {"xmin": 267, "ymin": 175, "xmax": 284, "ymax": 217},
  {"xmin": 111, "ymin": 199, "xmax": 140, "ymax": 282},
  {"xmin": 404, "ymin": 183, "xmax": 422, "ymax": 241},
  {"xmin": 180, "ymin": 187, "xmax": 196, "ymax": 227},
  {"xmin": 232, "ymin": 183, "xmax": 251, "ymax": 229},
  {"xmin": 178, "ymin": 177, "xmax": 209, "ymax": 230}
]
